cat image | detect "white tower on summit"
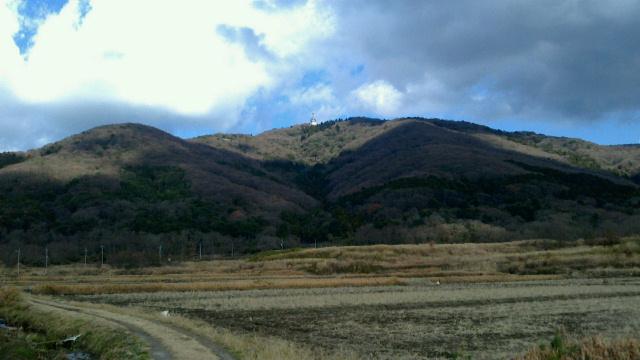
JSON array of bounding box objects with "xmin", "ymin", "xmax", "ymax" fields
[{"xmin": 310, "ymin": 112, "xmax": 318, "ymax": 126}]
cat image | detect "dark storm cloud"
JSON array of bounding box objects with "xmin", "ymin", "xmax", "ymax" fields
[
  {"xmin": 327, "ymin": 0, "xmax": 640, "ymax": 120},
  {"xmin": 0, "ymin": 88, "xmax": 223, "ymax": 151}
]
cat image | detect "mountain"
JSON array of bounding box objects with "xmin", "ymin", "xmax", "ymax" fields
[
  {"xmin": 2, "ymin": 118, "xmax": 640, "ymax": 266},
  {"xmin": 0, "ymin": 124, "xmax": 315, "ymax": 266},
  {"xmin": 193, "ymin": 118, "xmax": 640, "ymax": 245},
  {"xmin": 1, "ymin": 123, "xmax": 314, "ymax": 211},
  {"xmin": 193, "ymin": 117, "xmax": 640, "ymax": 180}
]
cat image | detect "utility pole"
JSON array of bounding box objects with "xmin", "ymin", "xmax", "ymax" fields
[
  {"xmin": 231, "ymin": 239, "xmax": 234, "ymax": 258},
  {"xmin": 211, "ymin": 237, "xmax": 215, "ymax": 260},
  {"xmin": 84, "ymin": 248, "xmax": 87, "ymax": 266},
  {"xmin": 45, "ymin": 247, "xmax": 48, "ymax": 274},
  {"xmin": 100, "ymin": 245, "xmax": 104, "ymax": 267},
  {"xmin": 199, "ymin": 241, "xmax": 202, "ymax": 260},
  {"xmin": 17, "ymin": 248, "xmax": 20, "ymax": 277},
  {"xmin": 159, "ymin": 245, "xmax": 162, "ymax": 263}
]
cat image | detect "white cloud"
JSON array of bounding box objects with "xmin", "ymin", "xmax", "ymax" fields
[
  {"xmin": 0, "ymin": 1, "xmax": 21, "ymax": 82},
  {"xmin": 290, "ymin": 83, "xmax": 335, "ymax": 105},
  {"xmin": 289, "ymin": 83, "xmax": 348, "ymax": 122},
  {"xmin": 0, "ymin": 0, "xmax": 335, "ymax": 116},
  {"xmin": 351, "ymin": 80, "xmax": 403, "ymax": 115}
]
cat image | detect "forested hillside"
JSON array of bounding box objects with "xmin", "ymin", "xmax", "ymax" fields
[{"xmin": 2, "ymin": 118, "xmax": 640, "ymax": 267}]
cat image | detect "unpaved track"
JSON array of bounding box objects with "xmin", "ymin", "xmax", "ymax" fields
[{"xmin": 29, "ymin": 298, "xmax": 234, "ymax": 360}]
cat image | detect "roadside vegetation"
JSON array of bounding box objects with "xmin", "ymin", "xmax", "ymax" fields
[
  {"xmin": 0, "ymin": 287, "xmax": 148, "ymax": 360},
  {"xmin": 519, "ymin": 331, "xmax": 640, "ymax": 360}
]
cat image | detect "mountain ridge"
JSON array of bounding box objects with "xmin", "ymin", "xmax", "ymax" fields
[
  {"xmin": 2, "ymin": 117, "xmax": 640, "ymax": 266},
  {"xmin": 191, "ymin": 117, "xmax": 640, "ymax": 178}
]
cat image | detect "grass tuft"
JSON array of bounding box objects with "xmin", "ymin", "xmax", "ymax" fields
[{"xmin": 519, "ymin": 331, "xmax": 640, "ymax": 360}]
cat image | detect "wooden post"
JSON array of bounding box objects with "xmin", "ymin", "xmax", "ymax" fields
[
  {"xmin": 84, "ymin": 248, "xmax": 87, "ymax": 266},
  {"xmin": 45, "ymin": 247, "xmax": 48, "ymax": 274},
  {"xmin": 17, "ymin": 248, "xmax": 20, "ymax": 277},
  {"xmin": 100, "ymin": 245, "xmax": 104, "ymax": 267}
]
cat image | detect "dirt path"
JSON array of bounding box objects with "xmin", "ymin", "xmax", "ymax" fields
[{"xmin": 29, "ymin": 298, "xmax": 235, "ymax": 360}]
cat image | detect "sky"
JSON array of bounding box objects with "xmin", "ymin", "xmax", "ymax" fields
[{"xmin": 1, "ymin": 0, "xmax": 640, "ymax": 151}]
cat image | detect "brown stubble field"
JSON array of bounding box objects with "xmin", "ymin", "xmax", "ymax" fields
[
  {"xmin": 2, "ymin": 237, "xmax": 640, "ymax": 359},
  {"xmin": 74, "ymin": 278, "xmax": 640, "ymax": 359}
]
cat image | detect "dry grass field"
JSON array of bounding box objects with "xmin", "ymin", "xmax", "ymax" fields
[
  {"xmin": 75, "ymin": 278, "xmax": 640, "ymax": 359},
  {"xmin": 2, "ymin": 238, "xmax": 640, "ymax": 359}
]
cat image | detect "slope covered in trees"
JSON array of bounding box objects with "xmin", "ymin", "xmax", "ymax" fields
[{"xmin": 2, "ymin": 119, "xmax": 640, "ymax": 267}]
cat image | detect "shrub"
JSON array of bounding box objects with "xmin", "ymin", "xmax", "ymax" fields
[{"xmin": 0, "ymin": 287, "xmax": 21, "ymax": 307}]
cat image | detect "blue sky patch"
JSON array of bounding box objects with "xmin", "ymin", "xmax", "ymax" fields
[
  {"xmin": 77, "ymin": 0, "xmax": 92, "ymax": 26},
  {"xmin": 12, "ymin": 0, "xmax": 69, "ymax": 55},
  {"xmin": 299, "ymin": 70, "xmax": 328, "ymax": 87},
  {"xmin": 350, "ymin": 64, "xmax": 365, "ymax": 77}
]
